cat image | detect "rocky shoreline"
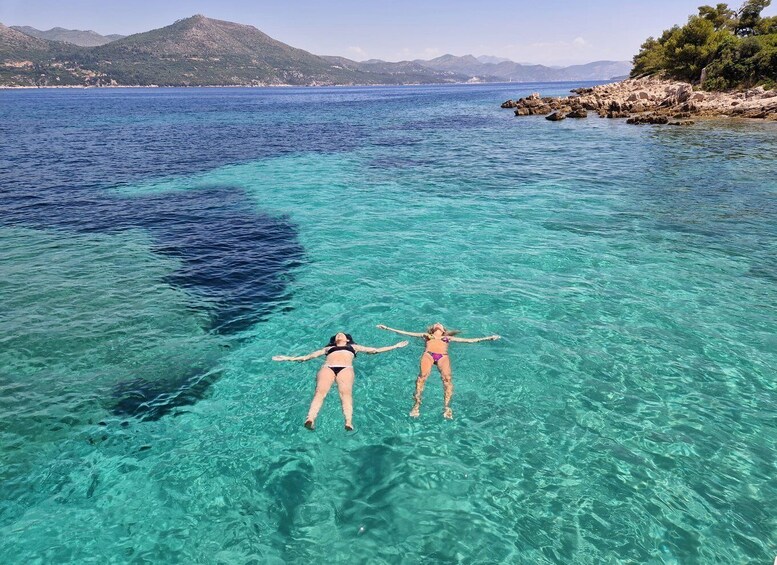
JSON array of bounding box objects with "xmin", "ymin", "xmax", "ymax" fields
[{"xmin": 501, "ymin": 77, "xmax": 777, "ymax": 125}]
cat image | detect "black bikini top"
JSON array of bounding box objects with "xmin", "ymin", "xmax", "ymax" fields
[{"xmin": 326, "ymin": 344, "xmax": 356, "ymax": 357}]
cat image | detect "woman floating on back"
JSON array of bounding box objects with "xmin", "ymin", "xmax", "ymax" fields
[
  {"xmin": 273, "ymin": 332, "xmax": 407, "ymax": 431},
  {"xmin": 377, "ymin": 323, "xmax": 500, "ymax": 419}
]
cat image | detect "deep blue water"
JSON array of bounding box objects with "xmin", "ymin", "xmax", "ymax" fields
[{"xmin": 1, "ymin": 83, "xmax": 776, "ymax": 563}]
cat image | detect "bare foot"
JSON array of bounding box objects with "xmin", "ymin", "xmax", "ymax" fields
[
  {"xmin": 304, "ymin": 420, "xmax": 315, "ymax": 430},
  {"xmin": 345, "ymin": 424, "xmax": 354, "ymax": 432},
  {"xmin": 443, "ymin": 407, "xmax": 453, "ymax": 420},
  {"xmin": 409, "ymin": 406, "xmax": 420, "ymax": 418}
]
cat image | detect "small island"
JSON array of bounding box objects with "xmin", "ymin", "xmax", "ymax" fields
[{"xmin": 503, "ymin": 0, "xmax": 777, "ymax": 124}]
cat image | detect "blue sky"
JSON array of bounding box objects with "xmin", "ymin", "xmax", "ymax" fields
[{"xmin": 2, "ymin": 1, "xmax": 775, "ymax": 65}]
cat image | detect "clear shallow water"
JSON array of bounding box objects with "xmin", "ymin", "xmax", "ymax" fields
[{"xmin": 1, "ymin": 83, "xmax": 776, "ymax": 563}]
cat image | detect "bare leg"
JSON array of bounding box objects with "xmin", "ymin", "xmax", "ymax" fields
[
  {"xmin": 305, "ymin": 367, "xmax": 336, "ymax": 429},
  {"xmin": 437, "ymin": 356, "xmax": 454, "ymax": 419},
  {"xmin": 335, "ymin": 368, "xmax": 355, "ymax": 430},
  {"xmin": 410, "ymin": 353, "xmax": 434, "ymax": 417}
]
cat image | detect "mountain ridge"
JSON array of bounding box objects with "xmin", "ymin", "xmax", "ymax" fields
[
  {"xmin": 1, "ymin": 15, "xmax": 631, "ymax": 87},
  {"xmin": 412, "ymin": 53, "xmax": 631, "ymax": 82},
  {"xmin": 0, "ymin": 22, "xmax": 55, "ymax": 57},
  {"xmin": 10, "ymin": 25, "xmax": 124, "ymax": 47}
]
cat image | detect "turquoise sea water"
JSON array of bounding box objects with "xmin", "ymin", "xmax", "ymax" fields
[{"xmin": 1, "ymin": 83, "xmax": 776, "ymax": 563}]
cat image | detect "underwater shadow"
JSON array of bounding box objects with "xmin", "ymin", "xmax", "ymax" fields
[{"xmin": 3, "ymin": 184, "xmax": 305, "ymax": 420}]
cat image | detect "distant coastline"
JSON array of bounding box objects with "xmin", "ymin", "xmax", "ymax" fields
[
  {"xmin": 0, "ymin": 79, "xmax": 612, "ymax": 90},
  {"xmin": 0, "ymin": 15, "xmax": 630, "ymax": 88}
]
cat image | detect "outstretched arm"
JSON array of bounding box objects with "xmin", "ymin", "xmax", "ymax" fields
[
  {"xmin": 354, "ymin": 341, "xmax": 409, "ymax": 354},
  {"xmin": 449, "ymin": 335, "xmax": 501, "ymax": 343},
  {"xmin": 272, "ymin": 348, "xmax": 327, "ymax": 362},
  {"xmin": 376, "ymin": 324, "xmax": 426, "ymax": 338}
]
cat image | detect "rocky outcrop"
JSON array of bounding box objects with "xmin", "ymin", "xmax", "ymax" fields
[
  {"xmin": 501, "ymin": 77, "xmax": 777, "ymax": 125},
  {"xmin": 505, "ymin": 91, "xmax": 586, "ymax": 120}
]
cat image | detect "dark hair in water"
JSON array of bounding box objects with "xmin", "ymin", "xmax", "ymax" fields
[{"xmin": 327, "ymin": 333, "xmax": 355, "ymax": 346}]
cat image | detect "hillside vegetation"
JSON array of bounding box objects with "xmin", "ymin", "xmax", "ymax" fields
[{"xmin": 631, "ymin": 0, "xmax": 777, "ymax": 89}]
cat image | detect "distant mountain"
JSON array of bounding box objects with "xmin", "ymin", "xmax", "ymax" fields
[
  {"xmin": 555, "ymin": 60, "xmax": 634, "ymax": 81},
  {"xmin": 0, "ymin": 22, "xmax": 52, "ymax": 58},
  {"xmin": 92, "ymin": 15, "xmax": 473, "ymax": 86},
  {"xmin": 477, "ymin": 55, "xmax": 512, "ymax": 64},
  {"xmin": 83, "ymin": 15, "xmax": 361, "ymax": 86},
  {"xmin": 416, "ymin": 54, "xmax": 486, "ymax": 77},
  {"xmin": 11, "ymin": 26, "xmax": 124, "ymax": 47},
  {"xmin": 0, "ymin": 23, "xmax": 88, "ymax": 85},
  {"xmin": 0, "ymin": 15, "xmax": 468, "ymax": 87},
  {"xmin": 0, "ymin": 15, "xmax": 631, "ymax": 87},
  {"xmin": 414, "ymin": 53, "xmax": 632, "ymax": 82},
  {"xmin": 322, "ymin": 55, "xmax": 461, "ymax": 83}
]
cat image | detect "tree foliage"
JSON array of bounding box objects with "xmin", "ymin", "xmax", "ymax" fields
[
  {"xmin": 699, "ymin": 3, "xmax": 737, "ymax": 30},
  {"xmin": 736, "ymin": 0, "xmax": 772, "ymax": 34},
  {"xmin": 631, "ymin": 0, "xmax": 776, "ymax": 89}
]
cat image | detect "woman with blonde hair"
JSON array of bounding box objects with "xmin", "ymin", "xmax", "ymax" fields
[
  {"xmin": 376, "ymin": 322, "xmax": 500, "ymax": 419},
  {"xmin": 273, "ymin": 332, "xmax": 407, "ymax": 431}
]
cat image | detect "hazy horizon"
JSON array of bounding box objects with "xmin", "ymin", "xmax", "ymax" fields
[{"xmin": 2, "ymin": 0, "xmax": 776, "ymax": 65}]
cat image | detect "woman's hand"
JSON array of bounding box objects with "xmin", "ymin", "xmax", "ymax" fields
[
  {"xmin": 272, "ymin": 355, "xmax": 291, "ymax": 361},
  {"xmin": 397, "ymin": 340, "xmax": 409, "ymax": 348},
  {"xmin": 488, "ymin": 335, "xmax": 501, "ymax": 341},
  {"xmin": 376, "ymin": 324, "xmax": 388, "ymax": 330}
]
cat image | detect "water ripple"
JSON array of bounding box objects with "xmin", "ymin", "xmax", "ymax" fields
[{"xmin": 1, "ymin": 84, "xmax": 776, "ymax": 563}]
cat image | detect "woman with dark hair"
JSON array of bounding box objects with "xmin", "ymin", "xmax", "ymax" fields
[
  {"xmin": 273, "ymin": 332, "xmax": 408, "ymax": 431},
  {"xmin": 377, "ymin": 322, "xmax": 500, "ymax": 419}
]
